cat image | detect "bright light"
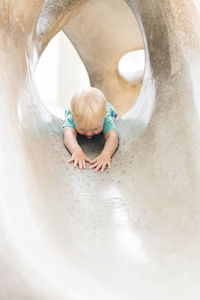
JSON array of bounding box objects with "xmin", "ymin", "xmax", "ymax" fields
[{"xmin": 118, "ymin": 49, "xmax": 145, "ymax": 85}]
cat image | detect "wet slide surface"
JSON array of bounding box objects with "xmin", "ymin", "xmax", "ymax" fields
[{"xmin": 1, "ymin": 0, "xmax": 200, "ymax": 299}]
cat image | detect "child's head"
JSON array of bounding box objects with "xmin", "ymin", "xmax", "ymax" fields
[{"xmin": 70, "ymin": 87, "xmax": 108, "ymax": 139}]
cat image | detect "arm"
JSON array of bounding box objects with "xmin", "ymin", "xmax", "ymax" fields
[
  {"xmin": 90, "ymin": 130, "xmax": 119, "ymax": 172},
  {"xmin": 102, "ymin": 129, "xmax": 119, "ymax": 157},
  {"xmin": 63, "ymin": 127, "xmax": 92, "ymax": 169},
  {"xmin": 64, "ymin": 126, "xmax": 79, "ymax": 153}
]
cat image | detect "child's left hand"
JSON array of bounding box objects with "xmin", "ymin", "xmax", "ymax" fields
[{"xmin": 90, "ymin": 152, "xmax": 111, "ymax": 173}]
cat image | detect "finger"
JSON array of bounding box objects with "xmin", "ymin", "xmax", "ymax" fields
[
  {"xmin": 74, "ymin": 159, "xmax": 78, "ymax": 168},
  {"xmin": 101, "ymin": 164, "xmax": 107, "ymax": 172},
  {"xmin": 90, "ymin": 161, "xmax": 97, "ymax": 165},
  {"xmin": 79, "ymin": 160, "xmax": 83, "ymax": 170},
  {"xmin": 108, "ymin": 161, "xmax": 111, "ymax": 169},
  {"xmin": 90, "ymin": 162, "xmax": 98, "ymax": 169},
  {"xmin": 95, "ymin": 163, "xmax": 103, "ymax": 173},
  {"xmin": 86, "ymin": 157, "xmax": 92, "ymax": 163},
  {"xmin": 68, "ymin": 155, "xmax": 74, "ymax": 163},
  {"xmin": 83, "ymin": 160, "xmax": 86, "ymax": 169}
]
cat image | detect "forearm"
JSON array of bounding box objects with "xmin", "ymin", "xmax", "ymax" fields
[
  {"xmin": 102, "ymin": 134, "xmax": 119, "ymax": 157},
  {"xmin": 64, "ymin": 132, "xmax": 82, "ymax": 154}
]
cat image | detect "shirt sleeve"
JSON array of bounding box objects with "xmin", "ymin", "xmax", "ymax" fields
[
  {"xmin": 106, "ymin": 102, "xmax": 118, "ymax": 119},
  {"xmin": 103, "ymin": 114, "xmax": 116, "ymax": 134},
  {"xmin": 103, "ymin": 102, "xmax": 118, "ymax": 134},
  {"xmin": 62, "ymin": 109, "xmax": 76, "ymax": 129}
]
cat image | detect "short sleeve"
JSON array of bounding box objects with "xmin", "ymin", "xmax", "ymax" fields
[
  {"xmin": 103, "ymin": 102, "xmax": 118, "ymax": 134},
  {"xmin": 106, "ymin": 103, "xmax": 118, "ymax": 119},
  {"xmin": 103, "ymin": 114, "xmax": 116, "ymax": 134},
  {"xmin": 62, "ymin": 109, "xmax": 75, "ymax": 129}
]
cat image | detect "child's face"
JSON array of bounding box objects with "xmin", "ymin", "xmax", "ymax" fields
[{"xmin": 75, "ymin": 120, "xmax": 104, "ymax": 139}]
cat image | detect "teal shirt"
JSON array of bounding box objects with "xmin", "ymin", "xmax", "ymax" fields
[{"xmin": 63, "ymin": 102, "xmax": 118, "ymax": 134}]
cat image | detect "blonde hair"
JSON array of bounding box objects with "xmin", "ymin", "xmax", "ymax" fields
[{"xmin": 70, "ymin": 87, "xmax": 108, "ymax": 130}]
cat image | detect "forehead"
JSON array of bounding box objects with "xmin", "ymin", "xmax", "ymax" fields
[
  {"xmin": 79, "ymin": 125, "xmax": 101, "ymax": 131},
  {"xmin": 74, "ymin": 120, "xmax": 104, "ymax": 131},
  {"xmin": 76, "ymin": 121, "xmax": 103, "ymax": 131}
]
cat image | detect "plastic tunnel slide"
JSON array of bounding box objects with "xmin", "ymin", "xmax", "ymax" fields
[{"xmin": 1, "ymin": 0, "xmax": 200, "ymax": 299}]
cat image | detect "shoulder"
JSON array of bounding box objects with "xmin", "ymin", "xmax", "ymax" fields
[
  {"xmin": 64, "ymin": 108, "xmax": 72, "ymax": 117},
  {"xmin": 106, "ymin": 102, "xmax": 118, "ymax": 119},
  {"xmin": 103, "ymin": 102, "xmax": 118, "ymax": 134},
  {"xmin": 63, "ymin": 108, "xmax": 75, "ymax": 129}
]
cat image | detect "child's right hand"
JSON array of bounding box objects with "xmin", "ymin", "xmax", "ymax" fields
[{"xmin": 68, "ymin": 150, "xmax": 92, "ymax": 170}]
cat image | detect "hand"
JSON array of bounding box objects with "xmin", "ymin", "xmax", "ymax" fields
[
  {"xmin": 68, "ymin": 150, "xmax": 92, "ymax": 170},
  {"xmin": 90, "ymin": 152, "xmax": 111, "ymax": 173}
]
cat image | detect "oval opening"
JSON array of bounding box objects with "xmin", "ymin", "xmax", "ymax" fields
[
  {"xmin": 35, "ymin": 5, "xmax": 145, "ymax": 121},
  {"xmin": 34, "ymin": 31, "xmax": 90, "ymax": 119},
  {"xmin": 118, "ymin": 49, "xmax": 145, "ymax": 85}
]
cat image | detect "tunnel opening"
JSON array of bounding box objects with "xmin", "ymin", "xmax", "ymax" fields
[
  {"xmin": 35, "ymin": 0, "xmax": 145, "ymax": 121},
  {"xmin": 34, "ymin": 31, "xmax": 91, "ymax": 120}
]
